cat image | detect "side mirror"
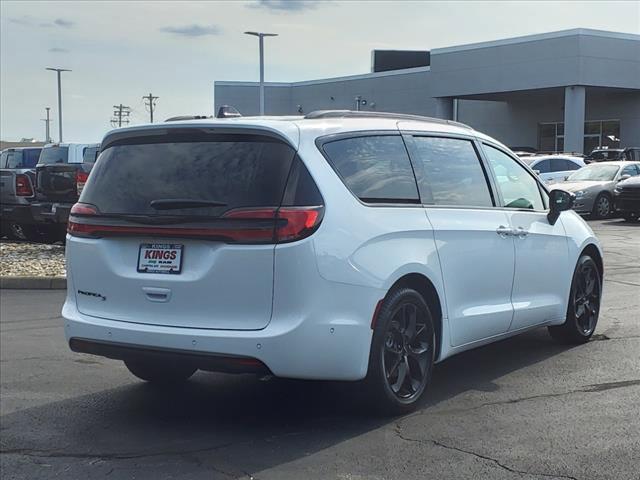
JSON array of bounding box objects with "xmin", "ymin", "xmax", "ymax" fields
[
  {"xmin": 547, "ymin": 189, "xmax": 575, "ymax": 225},
  {"xmin": 533, "ymin": 169, "xmax": 541, "ymax": 175},
  {"xmin": 618, "ymin": 174, "xmax": 631, "ymax": 182}
]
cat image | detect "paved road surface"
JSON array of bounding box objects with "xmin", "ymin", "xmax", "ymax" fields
[{"xmin": 1, "ymin": 219, "xmax": 638, "ymax": 479}]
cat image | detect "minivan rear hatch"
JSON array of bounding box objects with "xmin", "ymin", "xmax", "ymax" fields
[{"xmin": 68, "ymin": 127, "xmax": 305, "ymax": 330}]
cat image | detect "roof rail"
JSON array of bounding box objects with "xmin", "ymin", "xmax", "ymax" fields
[
  {"xmin": 303, "ymin": 110, "xmax": 472, "ymax": 129},
  {"xmin": 164, "ymin": 115, "xmax": 213, "ymax": 122}
]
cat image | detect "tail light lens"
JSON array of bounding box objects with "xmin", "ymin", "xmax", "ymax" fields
[
  {"xmin": 15, "ymin": 174, "xmax": 34, "ymax": 197},
  {"xmin": 67, "ymin": 203, "xmax": 324, "ymax": 244},
  {"xmin": 76, "ymin": 170, "xmax": 89, "ymax": 196}
]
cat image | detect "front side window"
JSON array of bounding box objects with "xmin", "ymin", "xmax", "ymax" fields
[
  {"xmin": 321, "ymin": 135, "xmax": 419, "ymax": 203},
  {"xmin": 409, "ymin": 136, "xmax": 493, "ymax": 207},
  {"xmin": 483, "ymin": 144, "xmax": 545, "ymax": 210}
]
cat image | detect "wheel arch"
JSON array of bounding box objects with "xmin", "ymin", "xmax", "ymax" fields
[
  {"xmin": 386, "ymin": 273, "xmax": 444, "ymax": 362},
  {"xmin": 581, "ymin": 243, "xmax": 604, "ymax": 279}
]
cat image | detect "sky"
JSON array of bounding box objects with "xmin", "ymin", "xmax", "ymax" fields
[{"xmin": 1, "ymin": 0, "xmax": 639, "ymax": 142}]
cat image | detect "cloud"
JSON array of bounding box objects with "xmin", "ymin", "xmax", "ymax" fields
[
  {"xmin": 159, "ymin": 24, "xmax": 221, "ymax": 37},
  {"xmin": 248, "ymin": 0, "xmax": 321, "ymax": 12},
  {"xmin": 9, "ymin": 15, "xmax": 75, "ymax": 28},
  {"xmin": 49, "ymin": 47, "xmax": 69, "ymax": 53},
  {"xmin": 53, "ymin": 18, "xmax": 75, "ymax": 28}
]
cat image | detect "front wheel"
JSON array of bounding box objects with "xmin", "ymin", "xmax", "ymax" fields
[
  {"xmin": 548, "ymin": 255, "xmax": 602, "ymax": 344},
  {"xmin": 592, "ymin": 193, "xmax": 612, "ymax": 219},
  {"xmin": 125, "ymin": 358, "xmax": 197, "ymax": 384},
  {"xmin": 363, "ymin": 287, "xmax": 435, "ymax": 415}
]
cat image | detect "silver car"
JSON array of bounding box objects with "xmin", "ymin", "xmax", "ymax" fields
[{"xmin": 557, "ymin": 161, "xmax": 640, "ymax": 218}]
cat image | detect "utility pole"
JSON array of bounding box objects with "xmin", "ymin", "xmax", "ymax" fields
[
  {"xmin": 244, "ymin": 31, "xmax": 278, "ymax": 115},
  {"xmin": 41, "ymin": 107, "xmax": 52, "ymax": 143},
  {"xmin": 46, "ymin": 68, "xmax": 71, "ymax": 142},
  {"xmin": 111, "ymin": 104, "xmax": 131, "ymax": 128},
  {"xmin": 142, "ymin": 93, "xmax": 159, "ymax": 123}
]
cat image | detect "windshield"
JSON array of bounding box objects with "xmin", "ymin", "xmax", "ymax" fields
[
  {"xmin": 567, "ymin": 164, "xmax": 619, "ymax": 182},
  {"xmin": 38, "ymin": 146, "xmax": 69, "ymax": 164}
]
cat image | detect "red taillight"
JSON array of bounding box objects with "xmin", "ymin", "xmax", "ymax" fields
[
  {"xmin": 76, "ymin": 170, "xmax": 89, "ymax": 196},
  {"xmin": 15, "ymin": 174, "xmax": 33, "ymax": 197},
  {"xmin": 67, "ymin": 204, "xmax": 324, "ymax": 243},
  {"xmin": 276, "ymin": 207, "xmax": 323, "ymax": 242}
]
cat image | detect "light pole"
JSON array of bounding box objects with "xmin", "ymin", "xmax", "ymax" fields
[
  {"xmin": 244, "ymin": 31, "xmax": 278, "ymax": 116},
  {"xmin": 46, "ymin": 67, "xmax": 71, "ymax": 142}
]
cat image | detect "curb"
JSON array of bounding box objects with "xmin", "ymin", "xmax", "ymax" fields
[{"xmin": 0, "ymin": 277, "xmax": 67, "ymax": 290}]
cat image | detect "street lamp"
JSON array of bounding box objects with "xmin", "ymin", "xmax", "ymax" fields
[
  {"xmin": 244, "ymin": 31, "xmax": 278, "ymax": 116},
  {"xmin": 46, "ymin": 67, "xmax": 71, "ymax": 142}
]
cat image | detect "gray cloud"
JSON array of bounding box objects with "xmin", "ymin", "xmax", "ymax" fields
[
  {"xmin": 160, "ymin": 24, "xmax": 221, "ymax": 37},
  {"xmin": 249, "ymin": 0, "xmax": 321, "ymax": 12},
  {"xmin": 49, "ymin": 47, "xmax": 69, "ymax": 53},
  {"xmin": 9, "ymin": 16, "xmax": 74, "ymax": 28},
  {"xmin": 53, "ymin": 18, "xmax": 75, "ymax": 28}
]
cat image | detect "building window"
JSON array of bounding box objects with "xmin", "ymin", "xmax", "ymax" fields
[{"xmin": 538, "ymin": 120, "xmax": 620, "ymax": 154}]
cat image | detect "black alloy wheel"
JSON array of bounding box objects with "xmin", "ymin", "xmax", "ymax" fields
[{"xmin": 549, "ymin": 255, "xmax": 602, "ymax": 344}]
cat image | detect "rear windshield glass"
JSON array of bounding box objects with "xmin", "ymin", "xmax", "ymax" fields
[
  {"xmin": 83, "ymin": 146, "xmax": 100, "ymax": 163},
  {"xmin": 81, "ymin": 134, "xmax": 296, "ymax": 216},
  {"xmin": 38, "ymin": 146, "xmax": 69, "ymax": 164}
]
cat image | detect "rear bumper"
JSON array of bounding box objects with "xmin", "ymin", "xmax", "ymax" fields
[
  {"xmin": 62, "ymin": 284, "xmax": 377, "ymax": 382},
  {"xmin": 31, "ymin": 202, "xmax": 72, "ymax": 224},
  {"xmin": 0, "ymin": 203, "xmax": 35, "ymax": 224}
]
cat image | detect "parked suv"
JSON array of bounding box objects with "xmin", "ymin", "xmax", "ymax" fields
[
  {"xmin": 30, "ymin": 142, "xmax": 99, "ymax": 242},
  {"xmin": 63, "ymin": 112, "xmax": 603, "ymax": 413},
  {"xmin": 586, "ymin": 147, "xmax": 640, "ymax": 163}
]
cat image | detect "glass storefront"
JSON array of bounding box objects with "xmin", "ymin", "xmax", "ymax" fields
[{"xmin": 538, "ymin": 120, "xmax": 620, "ymax": 154}]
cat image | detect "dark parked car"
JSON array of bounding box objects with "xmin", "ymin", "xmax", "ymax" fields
[
  {"xmin": 0, "ymin": 147, "xmax": 59, "ymax": 242},
  {"xmin": 614, "ymin": 175, "xmax": 640, "ymax": 222},
  {"xmin": 586, "ymin": 147, "xmax": 640, "ymax": 163},
  {"xmin": 30, "ymin": 143, "xmax": 99, "ymax": 242}
]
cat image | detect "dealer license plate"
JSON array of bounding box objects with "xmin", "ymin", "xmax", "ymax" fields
[{"xmin": 137, "ymin": 243, "xmax": 183, "ymax": 274}]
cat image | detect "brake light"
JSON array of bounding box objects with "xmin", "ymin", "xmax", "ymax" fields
[
  {"xmin": 76, "ymin": 170, "xmax": 89, "ymax": 196},
  {"xmin": 15, "ymin": 174, "xmax": 33, "ymax": 197},
  {"xmin": 67, "ymin": 204, "xmax": 324, "ymax": 243}
]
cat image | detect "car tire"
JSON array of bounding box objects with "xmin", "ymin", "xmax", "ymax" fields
[
  {"xmin": 548, "ymin": 254, "xmax": 602, "ymax": 344},
  {"xmin": 362, "ymin": 287, "xmax": 435, "ymax": 415},
  {"xmin": 591, "ymin": 193, "xmax": 612, "ymax": 219},
  {"xmin": 124, "ymin": 358, "xmax": 197, "ymax": 384},
  {"xmin": 622, "ymin": 213, "xmax": 639, "ymax": 222}
]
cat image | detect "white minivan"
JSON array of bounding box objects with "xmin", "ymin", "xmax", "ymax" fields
[{"xmin": 63, "ymin": 111, "xmax": 603, "ymax": 413}]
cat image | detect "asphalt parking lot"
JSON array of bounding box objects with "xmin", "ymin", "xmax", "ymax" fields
[{"xmin": 1, "ymin": 219, "xmax": 638, "ymax": 480}]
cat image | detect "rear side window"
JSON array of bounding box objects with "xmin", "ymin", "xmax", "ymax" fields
[
  {"xmin": 533, "ymin": 159, "xmax": 551, "ymax": 173},
  {"xmin": 409, "ymin": 136, "xmax": 493, "ymax": 207},
  {"xmin": 38, "ymin": 146, "xmax": 69, "ymax": 164},
  {"xmin": 321, "ymin": 135, "xmax": 419, "ymax": 203},
  {"xmin": 81, "ymin": 134, "xmax": 296, "ymax": 216}
]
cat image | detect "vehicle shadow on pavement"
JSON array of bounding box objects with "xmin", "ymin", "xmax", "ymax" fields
[{"xmin": 0, "ymin": 328, "xmax": 575, "ymax": 477}]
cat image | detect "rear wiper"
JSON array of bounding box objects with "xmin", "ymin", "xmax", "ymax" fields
[{"xmin": 149, "ymin": 199, "xmax": 227, "ymax": 210}]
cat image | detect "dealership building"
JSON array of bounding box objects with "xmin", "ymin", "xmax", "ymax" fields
[{"xmin": 214, "ymin": 29, "xmax": 640, "ymax": 154}]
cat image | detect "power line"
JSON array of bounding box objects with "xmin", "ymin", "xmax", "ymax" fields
[
  {"xmin": 142, "ymin": 93, "xmax": 159, "ymax": 123},
  {"xmin": 111, "ymin": 104, "xmax": 131, "ymax": 128}
]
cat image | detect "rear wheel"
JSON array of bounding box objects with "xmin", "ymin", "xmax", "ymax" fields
[
  {"xmin": 623, "ymin": 213, "xmax": 639, "ymax": 222},
  {"xmin": 124, "ymin": 358, "xmax": 197, "ymax": 384},
  {"xmin": 591, "ymin": 193, "xmax": 612, "ymax": 219},
  {"xmin": 548, "ymin": 255, "xmax": 601, "ymax": 344},
  {"xmin": 363, "ymin": 287, "xmax": 435, "ymax": 415}
]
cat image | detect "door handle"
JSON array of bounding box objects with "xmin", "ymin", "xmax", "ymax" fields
[
  {"xmin": 142, "ymin": 287, "xmax": 172, "ymax": 303},
  {"xmin": 514, "ymin": 227, "xmax": 529, "ymax": 238},
  {"xmin": 496, "ymin": 225, "xmax": 512, "ymax": 238}
]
